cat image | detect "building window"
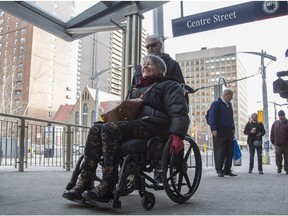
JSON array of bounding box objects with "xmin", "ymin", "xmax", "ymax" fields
[
  {"xmin": 91, "ymin": 111, "xmax": 95, "ymax": 125},
  {"xmin": 75, "ymin": 112, "xmax": 79, "ymax": 125},
  {"xmin": 17, "ymin": 72, "xmax": 22, "ymax": 79},
  {"xmin": 48, "ymin": 112, "xmax": 52, "ymax": 117},
  {"xmin": 20, "ymin": 28, "xmax": 26, "ymax": 34},
  {"xmin": 82, "ymin": 103, "xmax": 88, "ymax": 126},
  {"xmin": 15, "ymin": 90, "xmax": 21, "ymax": 96},
  {"xmin": 19, "ymin": 55, "xmax": 23, "ymax": 61},
  {"xmin": 16, "ymin": 82, "xmax": 22, "ymax": 89}
]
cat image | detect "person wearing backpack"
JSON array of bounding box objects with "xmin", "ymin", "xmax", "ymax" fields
[
  {"xmin": 208, "ymin": 89, "xmax": 236, "ymax": 177},
  {"xmin": 243, "ymin": 113, "xmax": 266, "ymax": 174}
]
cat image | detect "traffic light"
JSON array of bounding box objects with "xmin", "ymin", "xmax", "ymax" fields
[
  {"xmin": 273, "ymin": 78, "xmax": 288, "ymax": 99},
  {"xmin": 257, "ymin": 110, "xmax": 264, "ymax": 123}
]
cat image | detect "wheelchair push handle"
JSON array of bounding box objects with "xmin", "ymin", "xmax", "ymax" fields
[{"xmin": 181, "ymin": 84, "xmax": 198, "ymax": 94}]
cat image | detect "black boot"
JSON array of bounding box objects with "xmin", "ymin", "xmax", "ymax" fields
[
  {"xmin": 62, "ymin": 176, "xmax": 94, "ymax": 201},
  {"xmin": 82, "ymin": 180, "xmax": 114, "ymax": 203},
  {"xmin": 82, "ymin": 165, "xmax": 117, "ymax": 203}
]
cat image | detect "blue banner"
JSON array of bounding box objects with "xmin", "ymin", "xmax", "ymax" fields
[{"xmin": 172, "ymin": 1, "xmax": 288, "ymax": 37}]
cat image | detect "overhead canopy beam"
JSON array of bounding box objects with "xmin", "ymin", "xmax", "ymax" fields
[{"xmin": 0, "ymin": 1, "xmax": 168, "ymax": 41}]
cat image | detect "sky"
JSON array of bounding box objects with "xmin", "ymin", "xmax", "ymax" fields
[{"xmin": 142, "ymin": 0, "xmax": 288, "ymax": 125}]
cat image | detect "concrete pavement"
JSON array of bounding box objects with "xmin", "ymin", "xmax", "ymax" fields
[{"xmin": 0, "ymin": 151, "xmax": 288, "ymax": 215}]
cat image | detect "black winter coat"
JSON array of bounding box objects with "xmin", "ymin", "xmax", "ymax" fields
[
  {"xmin": 127, "ymin": 78, "xmax": 189, "ymax": 139},
  {"xmin": 243, "ymin": 121, "xmax": 266, "ymax": 145}
]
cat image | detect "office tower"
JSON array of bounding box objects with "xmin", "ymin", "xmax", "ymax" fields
[
  {"xmin": 0, "ymin": 2, "xmax": 78, "ymax": 120},
  {"xmin": 78, "ymin": 29, "xmax": 148, "ymax": 97},
  {"xmin": 176, "ymin": 46, "xmax": 248, "ymax": 145}
]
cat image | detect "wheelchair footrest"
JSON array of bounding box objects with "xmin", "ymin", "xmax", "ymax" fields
[
  {"xmin": 146, "ymin": 183, "xmax": 164, "ymax": 190},
  {"xmin": 84, "ymin": 198, "xmax": 114, "ymax": 208}
]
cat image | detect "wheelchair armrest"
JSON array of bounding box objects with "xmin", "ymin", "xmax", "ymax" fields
[
  {"xmin": 146, "ymin": 137, "xmax": 164, "ymax": 162},
  {"xmin": 141, "ymin": 116, "xmax": 170, "ymax": 125}
]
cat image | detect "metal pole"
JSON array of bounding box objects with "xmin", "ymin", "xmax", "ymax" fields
[
  {"xmin": 274, "ymin": 103, "xmax": 277, "ymax": 121},
  {"xmin": 66, "ymin": 125, "xmax": 72, "ymax": 171},
  {"xmin": 261, "ymin": 50, "xmax": 270, "ymax": 165},
  {"xmin": 95, "ymin": 72, "xmax": 100, "ymax": 122},
  {"xmin": 18, "ymin": 118, "xmax": 25, "ymax": 172}
]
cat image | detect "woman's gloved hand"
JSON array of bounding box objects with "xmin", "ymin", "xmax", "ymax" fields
[{"xmin": 169, "ymin": 134, "xmax": 184, "ymax": 155}]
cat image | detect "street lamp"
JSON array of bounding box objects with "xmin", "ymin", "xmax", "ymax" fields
[
  {"xmin": 91, "ymin": 67, "xmax": 124, "ymax": 122},
  {"xmin": 90, "ymin": 65, "xmax": 134, "ymax": 122},
  {"xmin": 225, "ymin": 50, "xmax": 277, "ymax": 165}
]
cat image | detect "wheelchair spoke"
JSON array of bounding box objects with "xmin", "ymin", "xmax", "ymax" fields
[
  {"xmin": 184, "ymin": 146, "xmax": 191, "ymax": 162},
  {"xmin": 177, "ymin": 171, "xmax": 184, "ymax": 192},
  {"xmin": 162, "ymin": 135, "xmax": 202, "ymax": 204}
]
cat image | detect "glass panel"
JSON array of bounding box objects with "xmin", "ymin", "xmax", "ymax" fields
[{"xmin": 24, "ymin": 1, "xmax": 98, "ymax": 22}]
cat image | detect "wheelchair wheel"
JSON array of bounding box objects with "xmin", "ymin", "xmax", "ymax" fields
[
  {"xmin": 121, "ymin": 173, "xmax": 135, "ymax": 196},
  {"xmin": 141, "ymin": 192, "xmax": 155, "ymax": 210},
  {"xmin": 161, "ymin": 135, "xmax": 202, "ymax": 204}
]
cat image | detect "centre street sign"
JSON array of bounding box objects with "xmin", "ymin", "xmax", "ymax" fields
[{"xmin": 172, "ymin": 1, "xmax": 288, "ymax": 37}]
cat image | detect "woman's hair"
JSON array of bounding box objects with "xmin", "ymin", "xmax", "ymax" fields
[{"xmin": 141, "ymin": 54, "xmax": 167, "ymax": 76}]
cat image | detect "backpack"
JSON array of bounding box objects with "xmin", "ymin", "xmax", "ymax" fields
[
  {"xmin": 205, "ymin": 101, "xmax": 219, "ymax": 126},
  {"xmin": 205, "ymin": 109, "xmax": 211, "ymax": 125}
]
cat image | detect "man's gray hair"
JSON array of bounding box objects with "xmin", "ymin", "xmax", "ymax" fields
[
  {"xmin": 223, "ymin": 88, "xmax": 233, "ymax": 95},
  {"xmin": 145, "ymin": 35, "xmax": 163, "ymax": 45},
  {"xmin": 142, "ymin": 54, "xmax": 167, "ymax": 76}
]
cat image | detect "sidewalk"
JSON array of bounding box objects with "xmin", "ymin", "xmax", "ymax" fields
[{"xmin": 0, "ymin": 153, "xmax": 288, "ymax": 215}]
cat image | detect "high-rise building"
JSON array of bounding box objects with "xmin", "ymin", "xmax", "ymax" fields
[
  {"xmin": 0, "ymin": 2, "xmax": 78, "ymax": 119},
  {"xmin": 78, "ymin": 29, "xmax": 148, "ymax": 97},
  {"xmin": 1, "ymin": 0, "xmax": 148, "ymax": 122},
  {"xmin": 176, "ymin": 46, "xmax": 248, "ymax": 145}
]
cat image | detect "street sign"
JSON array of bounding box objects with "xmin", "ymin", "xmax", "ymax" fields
[{"xmin": 172, "ymin": 1, "xmax": 288, "ymax": 37}]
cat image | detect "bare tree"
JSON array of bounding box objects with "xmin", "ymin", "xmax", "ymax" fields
[{"xmin": 0, "ymin": 53, "xmax": 18, "ymax": 115}]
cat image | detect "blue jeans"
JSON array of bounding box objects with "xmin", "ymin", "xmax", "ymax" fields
[{"xmin": 249, "ymin": 143, "xmax": 263, "ymax": 171}]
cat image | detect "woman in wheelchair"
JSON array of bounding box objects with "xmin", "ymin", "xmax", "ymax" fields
[{"xmin": 62, "ymin": 54, "xmax": 190, "ymax": 203}]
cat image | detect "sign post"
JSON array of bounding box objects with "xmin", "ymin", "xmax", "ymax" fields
[{"xmin": 172, "ymin": 1, "xmax": 288, "ymax": 37}]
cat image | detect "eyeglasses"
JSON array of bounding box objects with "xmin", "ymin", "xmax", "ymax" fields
[{"xmin": 145, "ymin": 42, "xmax": 158, "ymax": 49}]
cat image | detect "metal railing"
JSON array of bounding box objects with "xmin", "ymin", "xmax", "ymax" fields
[
  {"xmin": 0, "ymin": 113, "xmax": 220, "ymax": 172},
  {"xmin": 0, "ymin": 112, "xmax": 90, "ymax": 172}
]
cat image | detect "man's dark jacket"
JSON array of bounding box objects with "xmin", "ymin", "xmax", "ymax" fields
[
  {"xmin": 209, "ymin": 97, "xmax": 235, "ymax": 132},
  {"xmin": 270, "ymin": 119, "xmax": 288, "ymax": 145}
]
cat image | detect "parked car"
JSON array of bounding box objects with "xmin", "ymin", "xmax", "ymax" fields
[{"xmin": 32, "ymin": 144, "xmax": 44, "ymax": 155}]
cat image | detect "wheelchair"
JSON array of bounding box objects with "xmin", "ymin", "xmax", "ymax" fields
[{"xmin": 64, "ymin": 131, "xmax": 202, "ymax": 210}]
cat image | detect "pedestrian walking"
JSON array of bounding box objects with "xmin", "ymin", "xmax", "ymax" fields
[
  {"xmin": 244, "ymin": 113, "xmax": 266, "ymax": 174},
  {"xmin": 270, "ymin": 110, "xmax": 288, "ymax": 174}
]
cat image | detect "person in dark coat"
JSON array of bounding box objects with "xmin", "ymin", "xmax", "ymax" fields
[
  {"xmin": 209, "ymin": 89, "xmax": 236, "ymax": 177},
  {"xmin": 270, "ymin": 110, "xmax": 288, "ymax": 174},
  {"xmin": 244, "ymin": 113, "xmax": 266, "ymax": 174},
  {"xmin": 132, "ymin": 35, "xmax": 184, "ymax": 85},
  {"xmin": 62, "ymin": 54, "xmax": 190, "ymax": 203}
]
